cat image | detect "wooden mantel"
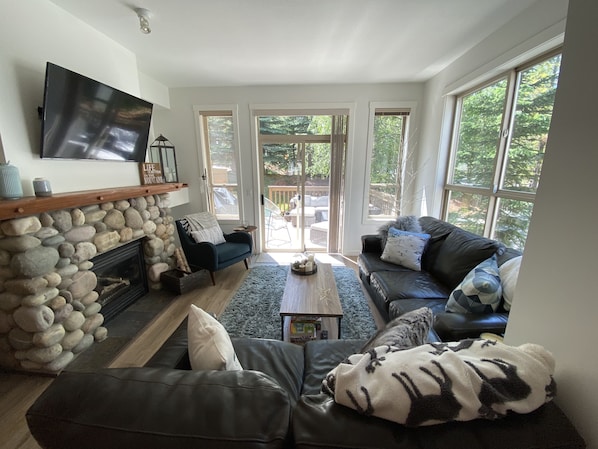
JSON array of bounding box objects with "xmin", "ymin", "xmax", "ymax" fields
[{"xmin": 0, "ymin": 183, "xmax": 187, "ymax": 220}]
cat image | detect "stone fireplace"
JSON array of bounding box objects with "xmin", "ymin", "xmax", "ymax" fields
[{"xmin": 0, "ymin": 184, "xmax": 185, "ymax": 373}]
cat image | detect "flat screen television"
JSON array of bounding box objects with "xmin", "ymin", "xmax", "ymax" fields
[{"xmin": 40, "ymin": 62, "xmax": 153, "ymax": 162}]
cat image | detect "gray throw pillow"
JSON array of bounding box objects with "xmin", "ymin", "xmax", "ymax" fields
[
  {"xmin": 378, "ymin": 215, "xmax": 422, "ymax": 249},
  {"xmin": 360, "ymin": 307, "xmax": 433, "ymax": 353}
]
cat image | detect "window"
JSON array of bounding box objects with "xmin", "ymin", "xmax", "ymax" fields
[
  {"xmin": 198, "ymin": 109, "xmax": 241, "ymax": 220},
  {"xmin": 443, "ymin": 52, "xmax": 561, "ymax": 250},
  {"xmin": 366, "ymin": 105, "xmax": 411, "ymax": 219}
]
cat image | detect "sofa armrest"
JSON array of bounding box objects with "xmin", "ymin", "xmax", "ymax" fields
[
  {"xmin": 361, "ymin": 234, "xmax": 382, "ymax": 253},
  {"xmin": 27, "ymin": 367, "xmax": 292, "ymax": 449},
  {"xmin": 225, "ymin": 230, "xmax": 252, "ymax": 246},
  {"xmin": 433, "ymin": 312, "xmax": 509, "ymax": 341}
]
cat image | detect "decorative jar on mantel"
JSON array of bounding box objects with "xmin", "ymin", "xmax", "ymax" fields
[{"xmin": 0, "ymin": 162, "xmax": 23, "ymax": 200}]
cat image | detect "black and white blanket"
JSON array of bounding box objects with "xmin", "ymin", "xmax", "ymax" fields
[{"xmin": 322, "ymin": 339, "xmax": 556, "ymax": 426}]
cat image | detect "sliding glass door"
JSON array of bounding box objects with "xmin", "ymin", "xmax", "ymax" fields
[{"xmin": 257, "ymin": 114, "xmax": 346, "ymax": 253}]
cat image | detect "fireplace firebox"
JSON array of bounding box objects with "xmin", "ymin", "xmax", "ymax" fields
[{"xmin": 91, "ymin": 238, "xmax": 149, "ymax": 323}]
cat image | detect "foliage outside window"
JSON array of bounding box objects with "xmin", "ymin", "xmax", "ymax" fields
[
  {"xmin": 259, "ymin": 115, "xmax": 332, "ymax": 211},
  {"xmin": 367, "ymin": 108, "xmax": 410, "ymax": 218},
  {"xmin": 200, "ymin": 111, "xmax": 240, "ymax": 220},
  {"xmin": 444, "ymin": 52, "xmax": 561, "ymax": 250}
]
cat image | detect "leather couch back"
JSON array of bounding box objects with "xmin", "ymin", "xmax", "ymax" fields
[
  {"xmin": 27, "ymin": 367, "xmax": 293, "ymax": 449},
  {"xmin": 419, "ymin": 217, "xmax": 510, "ymax": 290}
]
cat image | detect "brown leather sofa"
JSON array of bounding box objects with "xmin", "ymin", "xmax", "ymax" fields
[
  {"xmin": 27, "ymin": 319, "xmax": 585, "ymax": 449},
  {"xmin": 358, "ymin": 216, "xmax": 521, "ymax": 340}
]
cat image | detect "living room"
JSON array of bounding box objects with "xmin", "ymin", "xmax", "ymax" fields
[{"xmin": 0, "ymin": 0, "xmax": 596, "ymax": 447}]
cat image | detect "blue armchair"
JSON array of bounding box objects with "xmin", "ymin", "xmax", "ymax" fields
[{"xmin": 176, "ymin": 219, "xmax": 252, "ymax": 285}]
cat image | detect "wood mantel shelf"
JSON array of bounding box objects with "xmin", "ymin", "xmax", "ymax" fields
[{"xmin": 0, "ymin": 183, "xmax": 187, "ymax": 220}]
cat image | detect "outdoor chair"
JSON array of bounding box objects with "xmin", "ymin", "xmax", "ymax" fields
[{"xmin": 264, "ymin": 198, "xmax": 292, "ymax": 246}]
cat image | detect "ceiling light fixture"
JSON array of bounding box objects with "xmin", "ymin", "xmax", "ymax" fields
[{"xmin": 135, "ymin": 8, "xmax": 152, "ymax": 34}]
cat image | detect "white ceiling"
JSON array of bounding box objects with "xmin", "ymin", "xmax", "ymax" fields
[{"xmin": 49, "ymin": 0, "xmax": 538, "ymax": 88}]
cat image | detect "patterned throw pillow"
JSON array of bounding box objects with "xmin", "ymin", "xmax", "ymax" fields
[
  {"xmin": 446, "ymin": 254, "xmax": 502, "ymax": 314},
  {"xmin": 360, "ymin": 307, "xmax": 433, "ymax": 353},
  {"xmin": 380, "ymin": 227, "xmax": 431, "ymax": 271}
]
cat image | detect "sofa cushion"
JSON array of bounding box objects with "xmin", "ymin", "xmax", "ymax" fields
[
  {"xmin": 187, "ymin": 304, "xmax": 242, "ymax": 371},
  {"xmin": 232, "ymin": 338, "xmax": 305, "ymax": 403},
  {"xmin": 434, "ymin": 312, "xmax": 509, "ymax": 341},
  {"xmin": 145, "ymin": 318, "xmax": 192, "ymax": 370},
  {"xmin": 27, "ymin": 367, "xmax": 292, "ymax": 449},
  {"xmin": 357, "ymin": 252, "xmax": 410, "ymax": 281},
  {"xmin": 380, "ymin": 228, "xmax": 430, "ymax": 271},
  {"xmin": 388, "ymin": 298, "xmax": 448, "ymax": 319},
  {"xmin": 370, "ymin": 270, "xmax": 450, "ymax": 306},
  {"xmin": 302, "ymin": 339, "xmax": 365, "ymax": 395},
  {"xmin": 360, "ymin": 307, "xmax": 432, "ymax": 353},
  {"xmin": 146, "ymin": 319, "xmax": 305, "ymax": 403},
  {"xmin": 431, "ymin": 228, "xmax": 502, "ymax": 289},
  {"xmin": 419, "ymin": 216, "xmax": 456, "ymax": 272},
  {"xmin": 292, "ymin": 395, "xmax": 584, "ymax": 449},
  {"xmin": 446, "ymin": 255, "xmax": 503, "ymax": 314}
]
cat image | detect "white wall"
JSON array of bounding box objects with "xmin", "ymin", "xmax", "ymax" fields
[
  {"xmin": 505, "ymin": 0, "xmax": 598, "ymax": 446},
  {"xmin": 153, "ymin": 83, "xmax": 424, "ymax": 252},
  {"xmin": 0, "ymin": 0, "xmax": 167, "ymax": 196}
]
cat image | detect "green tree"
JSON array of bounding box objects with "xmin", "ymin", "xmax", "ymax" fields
[{"xmin": 371, "ymin": 115, "xmax": 405, "ymax": 185}]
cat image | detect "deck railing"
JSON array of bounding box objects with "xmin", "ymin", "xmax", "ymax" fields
[
  {"xmin": 266, "ymin": 184, "xmax": 397, "ymax": 215},
  {"xmin": 267, "ymin": 185, "xmax": 329, "ymax": 212}
]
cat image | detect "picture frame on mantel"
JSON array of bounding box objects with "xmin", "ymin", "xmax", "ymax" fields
[{"xmin": 139, "ymin": 162, "xmax": 165, "ymax": 185}]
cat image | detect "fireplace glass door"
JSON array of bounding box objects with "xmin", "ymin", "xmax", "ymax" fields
[{"xmin": 91, "ymin": 239, "xmax": 149, "ymax": 322}]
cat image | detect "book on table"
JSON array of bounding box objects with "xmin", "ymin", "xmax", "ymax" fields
[{"xmin": 290, "ymin": 316, "xmax": 322, "ymax": 344}]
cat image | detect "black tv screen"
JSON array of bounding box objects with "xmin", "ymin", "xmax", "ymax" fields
[{"xmin": 40, "ymin": 62, "xmax": 153, "ymax": 162}]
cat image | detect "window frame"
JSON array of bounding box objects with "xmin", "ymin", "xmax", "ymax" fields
[
  {"xmin": 195, "ymin": 105, "xmax": 243, "ymax": 224},
  {"xmin": 442, "ymin": 49, "xmax": 562, "ymax": 246},
  {"xmin": 363, "ymin": 101, "xmax": 415, "ymax": 224}
]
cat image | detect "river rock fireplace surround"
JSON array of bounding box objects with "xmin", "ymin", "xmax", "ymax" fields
[{"xmin": 0, "ymin": 184, "xmax": 185, "ymax": 373}]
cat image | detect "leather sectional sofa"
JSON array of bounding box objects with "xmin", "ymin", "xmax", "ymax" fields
[
  {"xmin": 27, "ymin": 319, "xmax": 585, "ymax": 449},
  {"xmin": 358, "ymin": 216, "xmax": 521, "ymax": 340}
]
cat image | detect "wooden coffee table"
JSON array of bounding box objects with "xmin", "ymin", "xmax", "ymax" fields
[{"xmin": 279, "ymin": 263, "xmax": 343, "ymax": 341}]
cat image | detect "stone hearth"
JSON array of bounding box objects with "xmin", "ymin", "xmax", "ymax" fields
[{"xmin": 0, "ymin": 185, "xmax": 183, "ymax": 373}]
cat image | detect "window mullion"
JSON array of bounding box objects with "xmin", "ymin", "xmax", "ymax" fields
[
  {"xmin": 445, "ymin": 97, "xmax": 464, "ymax": 186},
  {"xmin": 487, "ymin": 70, "xmax": 517, "ymax": 236},
  {"xmin": 494, "ymin": 70, "xmax": 518, "ymax": 194}
]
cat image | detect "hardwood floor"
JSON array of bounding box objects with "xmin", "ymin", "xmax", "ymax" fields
[{"xmin": 0, "ymin": 254, "xmax": 379, "ymax": 449}]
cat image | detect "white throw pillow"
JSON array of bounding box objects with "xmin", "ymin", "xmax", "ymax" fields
[
  {"xmin": 499, "ymin": 256, "xmax": 522, "ymax": 311},
  {"xmin": 187, "ymin": 304, "xmax": 243, "ymax": 371},
  {"xmin": 190, "ymin": 226, "xmax": 226, "ymax": 245},
  {"xmin": 380, "ymin": 228, "xmax": 430, "ymax": 271}
]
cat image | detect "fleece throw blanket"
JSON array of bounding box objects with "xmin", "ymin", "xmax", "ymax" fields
[{"xmin": 322, "ymin": 339, "xmax": 556, "ymax": 426}]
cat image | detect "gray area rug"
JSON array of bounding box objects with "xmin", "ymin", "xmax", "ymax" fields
[{"xmin": 219, "ymin": 265, "xmax": 377, "ymax": 340}]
